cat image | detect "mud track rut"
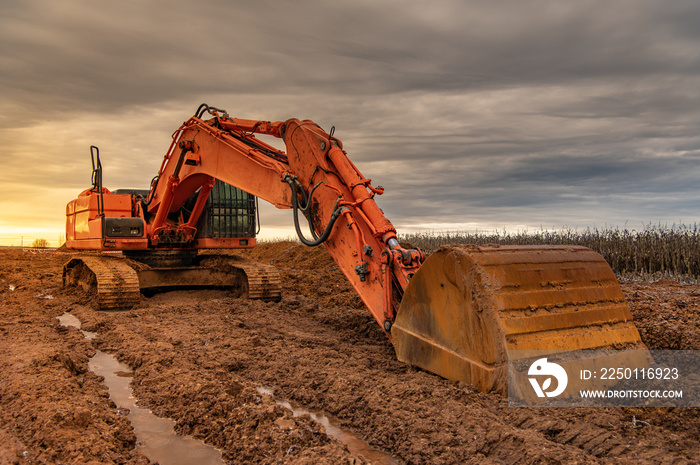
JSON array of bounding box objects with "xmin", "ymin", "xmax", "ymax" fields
[{"xmin": 0, "ymin": 245, "xmax": 699, "ymax": 464}]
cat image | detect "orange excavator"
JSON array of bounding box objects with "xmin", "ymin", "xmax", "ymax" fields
[{"xmin": 64, "ymin": 104, "xmax": 646, "ymax": 392}]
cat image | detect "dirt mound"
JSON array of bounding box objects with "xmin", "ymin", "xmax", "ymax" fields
[
  {"xmin": 0, "ymin": 246, "xmax": 699, "ymax": 464},
  {"xmin": 623, "ymin": 280, "xmax": 700, "ymax": 350},
  {"xmin": 241, "ymin": 242, "xmax": 366, "ymax": 312},
  {"xmin": 241, "ymin": 241, "xmax": 338, "ymax": 275}
]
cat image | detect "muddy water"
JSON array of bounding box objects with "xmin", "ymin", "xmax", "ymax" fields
[
  {"xmin": 57, "ymin": 313, "xmax": 224, "ymax": 465},
  {"xmin": 257, "ymin": 387, "xmax": 401, "ymax": 465},
  {"xmin": 58, "ymin": 312, "xmax": 400, "ymax": 464},
  {"xmin": 57, "ymin": 312, "xmax": 96, "ymax": 339},
  {"xmin": 88, "ymin": 351, "xmax": 224, "ymax": 465}
]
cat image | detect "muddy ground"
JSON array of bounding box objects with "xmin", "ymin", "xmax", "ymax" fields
[{"xmin": 0, "ymin": 243, "xmax": 699, "ymax": 465}]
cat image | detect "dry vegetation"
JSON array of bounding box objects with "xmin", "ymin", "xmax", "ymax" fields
[{"xmin": 400, "ymin": 223, "xmax": 700, "ymax": 281}]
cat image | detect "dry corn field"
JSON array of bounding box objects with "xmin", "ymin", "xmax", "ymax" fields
[{"xmin": 401, "ymin": 224, "xmax": 700, "ymax": 281}]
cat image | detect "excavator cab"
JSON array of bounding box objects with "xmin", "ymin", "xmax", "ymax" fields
[{"xmin": 194, "ymin": 180, "xmax": 258, "ymax": 245}]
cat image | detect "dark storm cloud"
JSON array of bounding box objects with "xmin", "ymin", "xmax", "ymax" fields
[
  {"xmin": 320, "ymin": 1, "xmax": 700, "ymax": 90},
  {"xmin": 2, "ymin": 0, "xmax": 700, "ymax": 241},
  {"xmin": 5, "ymin": 0, "xmax": 695, "ymax": 109}
]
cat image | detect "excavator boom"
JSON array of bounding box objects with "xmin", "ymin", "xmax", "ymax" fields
[
  {"xmin": 65, "ymin": 104, "xmax": 646, "ymax": 393},
  {"xmin": 142, "ymin": 106, "xmax": 423, "ymax": 335}
]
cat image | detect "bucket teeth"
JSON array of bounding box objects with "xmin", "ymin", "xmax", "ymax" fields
[{"xmin": 392, "ymin": 244, "xmax": 646, "ymax": 393}]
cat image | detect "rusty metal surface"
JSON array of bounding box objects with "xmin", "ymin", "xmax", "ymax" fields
[{"xmin": 392, "ymin": 244, "xmax": 647, "ymax": 393}]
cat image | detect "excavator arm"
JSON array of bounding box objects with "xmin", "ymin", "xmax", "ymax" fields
[{"xmin": 147, "ymin": 104, "xmax": 424, "ymax": 336}]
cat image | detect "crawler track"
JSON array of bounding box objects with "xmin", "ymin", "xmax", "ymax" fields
[
  {"xmin": 63, "ymin": 255, "xmax": 141, "ymax": 310},
  {"xmin": 235, "ymin": 261, "xmax": 282, "ymax": 301}
]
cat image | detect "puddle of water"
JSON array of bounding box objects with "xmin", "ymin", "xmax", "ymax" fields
[
  {"xmin": 89, "ymin": 351, "xmax": 224, "ymax": 465},
  {"xmin": 57, "ymin": 313, "xmax": 224, "ymax": 465},
  {"xmin": 256, "ymin": 387, "xmax": 400, "ymax": 465},
  {"xmin": 57, "ymin": 312, "xmax": 97, "ymax": 339}
]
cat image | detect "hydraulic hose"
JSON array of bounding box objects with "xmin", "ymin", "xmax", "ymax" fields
[{"xmin": 284, "ymin": 175, "xmax": 342, "ymax": 247}]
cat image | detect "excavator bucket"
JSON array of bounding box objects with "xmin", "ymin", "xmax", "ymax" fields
[{"xmin": 391, "ymin": 244, "xmax": 646, "ymax": 393}]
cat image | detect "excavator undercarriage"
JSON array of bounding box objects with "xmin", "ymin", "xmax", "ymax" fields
[{"xmin": 63, "ymin": 252, "xmax": 281, "ymax": 311}]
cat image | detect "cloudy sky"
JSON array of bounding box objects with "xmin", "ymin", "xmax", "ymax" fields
[{"xmin": 2, "ymin": 0, "xmax": 700, "ymax": 246}]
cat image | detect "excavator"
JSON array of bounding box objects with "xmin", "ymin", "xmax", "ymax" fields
[{"xmin": 64, "ymin": 104, "xmax": 646, "ymax": 393}]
